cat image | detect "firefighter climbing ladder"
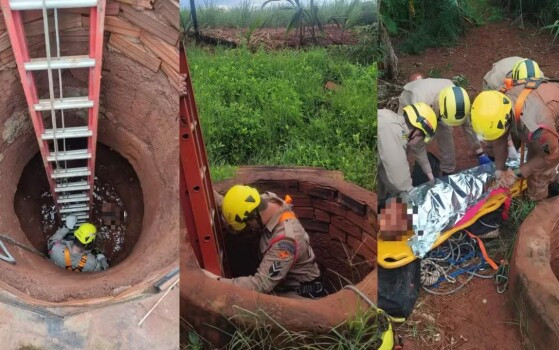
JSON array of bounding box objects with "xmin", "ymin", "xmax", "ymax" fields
[
  {"xmin": 180, "ymin": 42, "xmax": 228, "ymax": 277},
  {"xmin": 1, "ymin": 0, "xmax": 106, "ymax": 224}
]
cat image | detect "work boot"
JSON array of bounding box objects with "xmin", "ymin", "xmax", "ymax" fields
[{"xmin": 547, "ymin": 182, "xmax": 559, "ymax": 198}]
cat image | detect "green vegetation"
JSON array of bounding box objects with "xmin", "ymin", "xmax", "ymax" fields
[
  {"xmin": 188, "ymin": 46, "xmax": 376, "ymax": 189},
  {"xmin": 380, "ymin": 0, "xmax": 502, "ymax": 54},
  {"xmin": 496, "ymin": 0, "xmax": 559, "ymax": 27},
  {"xmin": 180, "ymin": 0, "xmax": 376, "ymax": 30},
  {"xmin": 181, "ymin": 307, "xmax": 386, "ymax": 349}
]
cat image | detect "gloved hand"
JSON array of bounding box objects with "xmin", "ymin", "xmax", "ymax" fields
[
  {"xmin": 65, "ymin": 215, "xmax": 77, "ymax": 230},
  {"xmin": 202, "ymin": 269, "xmax": 220, "ymax": 280},
  {"xmin": 497, "ymin": 169, "xmax": 518, "ymax": 188},
  {"xmin": 96, "ymin": 254, "xmax": 109, "ymax": 270},
  {"xmin": 478, "ymin": 153, "xmax": 492, "ymax": 165}
]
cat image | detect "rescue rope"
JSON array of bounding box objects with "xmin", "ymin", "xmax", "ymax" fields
[{"xmin": 420, "ymin": 231, "xmax": 494, "ymax": 296}]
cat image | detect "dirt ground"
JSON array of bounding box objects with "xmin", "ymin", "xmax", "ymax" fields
[
  {"xmin": 393, "ymin": 20, "xmax": 559, "ymax": 172},
  {"xmin": 14, "ymin": 143, "xmax": 143, "ymax": 266},
  {"xmin": 193, "ymin": 25, "xmax": 359, "ymax": 49},
  {"xmin": 389, "ymin": 20, "xmax": 559, "ymax": 349},
  {"xmin": 397, "ymin": 279, "xmax": 522, "ymax": 350}
]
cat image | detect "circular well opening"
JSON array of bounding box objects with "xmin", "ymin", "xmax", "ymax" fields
[{"xmin": 14, "ymin": 143, "xmax": 144, "ymax": 267}]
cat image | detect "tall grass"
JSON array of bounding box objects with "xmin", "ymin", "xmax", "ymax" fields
[
  {"xmin": 181, "ymin": 306, "xmax": 385, "ymax": 349},
  {"xmin": 181, "ymin": 0, "xmax": 377, "ymax": 29},
  {"xmin": 187, "ymin": 46, "xmax": 376, "ymax": 189}
]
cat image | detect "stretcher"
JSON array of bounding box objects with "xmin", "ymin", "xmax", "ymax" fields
[{"xmin": 378, "ymin": 180, "xmax": 526, "ymax": 269}]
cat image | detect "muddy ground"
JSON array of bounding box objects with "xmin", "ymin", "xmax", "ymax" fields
[
  {"xmin": 14, "ymin": 143, "xmax": 143, "ymax": 266},
  {"xmin": 188, "ymin": 25, "xmax": 359, "ymax": 49},
  {"xmin": 388, "ymin": 20, "xmax": 559, "ymax": 349},
  {"xmin": 383, "ymin": 20, "xmax": 559, "ymax": 173}
]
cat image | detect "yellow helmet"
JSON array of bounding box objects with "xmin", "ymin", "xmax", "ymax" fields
[
  {"xmin": 74, "ymin": 223, "xmax": 97, "ymax": 245},
  {"xmin": 403, "ymin": 102, "xmax": 437, "ymax": 143},
  {"xmin": 471, "ymin": 91, "xmax": 512, "ymax": 141},
  {"xmin": 438, "ymin": 86, "xmax": 470, "ymax": 126},
  {"xmin": 512, "ymin": 59, "xmax": 542, "ymax": 80},
  {"xmin": 222, "ymin": 185, "xmax": 261, "ymax": 232}
]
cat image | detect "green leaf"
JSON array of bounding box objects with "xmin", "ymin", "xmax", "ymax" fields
[
  {"xmin": 381, "ymin": 14, "xmax": 398, "ymax": 35},
  {"xmin": 286, "ymin": 8, "xmax": 304, "ymax": 33}
]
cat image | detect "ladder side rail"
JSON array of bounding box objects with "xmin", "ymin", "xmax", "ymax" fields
[
  {"xmin": 86, "ymin": 0, "xmax": 106, "ymax": 215},
  {"xmin": 180, "ymin": 163, "xmax": 204, "ymax": 267},
  {"xmin": 0, "ymin": 3, "xmax": 58, "ymax": 201},
  {"xmin": 180, "ymin": 95, "xmax": 224, "ymax": 276}
]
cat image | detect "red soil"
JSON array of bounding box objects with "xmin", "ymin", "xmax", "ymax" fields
[{"xmin": 397, "ymin": 20, "xmax": 559, "ymax": 172}]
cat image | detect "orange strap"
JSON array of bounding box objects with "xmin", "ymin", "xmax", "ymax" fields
[
  {"xmin": 75, "ymin": 254, "xmax": 88, "ymax": 272},
  {"xmin": 514, "ymin": 88, "xmax": 533, "ymax": 123},
  {"xmin": 63, "ymin": 248, "xmax": 88, "ymax": 272},
  {"xmin": 64, "ymin": 248, "xmax": 73, "ymax": 271},
  {"xmin": 464, "ymin": 230, "xmax": 498, "ymax": 270},
  {"xmin": 279, "ymin": 211, "xmax": 296, "ymax": 223}
]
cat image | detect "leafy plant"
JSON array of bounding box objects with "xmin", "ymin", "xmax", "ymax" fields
[
  {"xmin": 262, "ymin": 0, "xmax": 324, "ymax": 45},
  {"xmin": 380, "ymin": 0, "xmax": 495, "ymax": 54},
  {"xmin": 187, "ymin": 46, "xmax": 376, "ymax": 190},
  {"xmin": 495, "ymin": 0, "xmax": 559, "ymax": 27},
  {"xmin": 328, "ymin": 0, "xmax": 361, "ymax": 42},
  {"xmin": 543, "ymin": 19, "xmax": 559, "ymax": 42}
]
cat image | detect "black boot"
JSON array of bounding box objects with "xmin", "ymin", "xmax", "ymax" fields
[{"xmin": 548, "ymin": 182, "xmax": 559, "ymax": 198}]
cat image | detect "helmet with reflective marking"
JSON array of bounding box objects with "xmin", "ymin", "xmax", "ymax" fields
[
  {"xmin": 222, "ymin": 185, "xmax": 261, "ymax": 232},
  {"xmin": 471, "ymin": 91, "xmax": 512, "ymax": 141},
  {"xmin": 439, "ymin": 85, "xmax": 470, "ymax": 126},
  {"xmin": 74, "ymin": 223, "xmax": 97, "ymax": 245},
  {"xmin": 512, "ymin": 59, "xmax": 543, "ymax": 80},
  {"xmin": 403, "ymin": 102, "xmax": 438, "ymax": 143}
]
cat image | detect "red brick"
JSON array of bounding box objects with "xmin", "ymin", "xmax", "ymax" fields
[
  {"xmin": 329, "ymin": 224, "xmax": 347, "ymax": 243},
  {"xmin": 300, "ymin": 219, "xmax": 329, "ymax": 233},
  {"xmin": 347, "ymin": 209, "xmax": 374, "ymax": 235},
  {"xmin": 331, "ymin": 215, "xmax": 362, "ymax": 239},
  {"xmin": 293, "ymin": 206, "xmax": 314, "ymax": 219},
  {"xmin": 347, "ymin": 235, "xmax": 375, "ymax": 261},
  {"xmin": 338, "ymin": 192, "xmax": 367, "ymax": 215},
  {"xmin": 314, "ymin": 209, "xmax": 330, "ymax": 223},
  {"xmin": 290, "ymin": 194, "xmax": 312, "ymax": 207},
  {"xmin": 299, "ymin": 182, "xmax": 337, "ymax": 200},
  {"xmin": 314, "ymin": 200, "xmax": 347, "ymax": 217}
]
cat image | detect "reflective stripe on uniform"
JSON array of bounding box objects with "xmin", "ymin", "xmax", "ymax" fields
[{"xmin": 265, "ymin": 210, "xmax": 299, "ymax": 264}]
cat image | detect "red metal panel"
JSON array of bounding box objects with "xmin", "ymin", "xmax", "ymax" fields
[
  {"xmin": 180, "ymin": 42, "xmax": 228, "ymax": 277},
  {"xmin": 87, "ymin": 0, "xmax": 106, "ymax": 214}
]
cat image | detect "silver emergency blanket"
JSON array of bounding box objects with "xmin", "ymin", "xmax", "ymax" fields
[{"xmin": 407, "ymin": 156, "xmax": 522, "ymax": 258}]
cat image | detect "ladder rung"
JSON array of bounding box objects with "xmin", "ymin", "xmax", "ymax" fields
[
  {"xmin": 35, "ymin": 97, "xmax": 93, "ymax": 111},
  {"xmin": 42, "ymin": 126, "xmax": 93, "ymax": 140},
  {"xmin": 55, "ymin": 181, "xmax": 90, "ymax": 192},
  {"xmin": 47, "ymin": 149, "xmax": 90, "ymax": 161},
  {"xmin": 57, "ymin": 194, "xmax": 89, "ymax": 203},
  {"xmin": 10, "ymin": 0, "xmax": 98, "ymax": 10},
  {"xmin": 62, "ymin": 215, "xmax": 89, "ymax": 221},
  {"xmin": 60, "ymin": 205, "xmax": 89, "ymax": 214},
  {"xmin": 52, "ymin": 167, "xmax": 91, "ymax": 179},
  {"xmin": 25, "ymin": 56, "xmax": 95, "ymax": 71}
]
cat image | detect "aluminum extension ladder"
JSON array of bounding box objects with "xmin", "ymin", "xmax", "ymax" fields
[
  {"xmin": 1, "ymin": 0, "xmax": 106, "ymax": 225},
  {"xmin": 180, "ymin": 42, "xmax": 229, "ymax": 277}
]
